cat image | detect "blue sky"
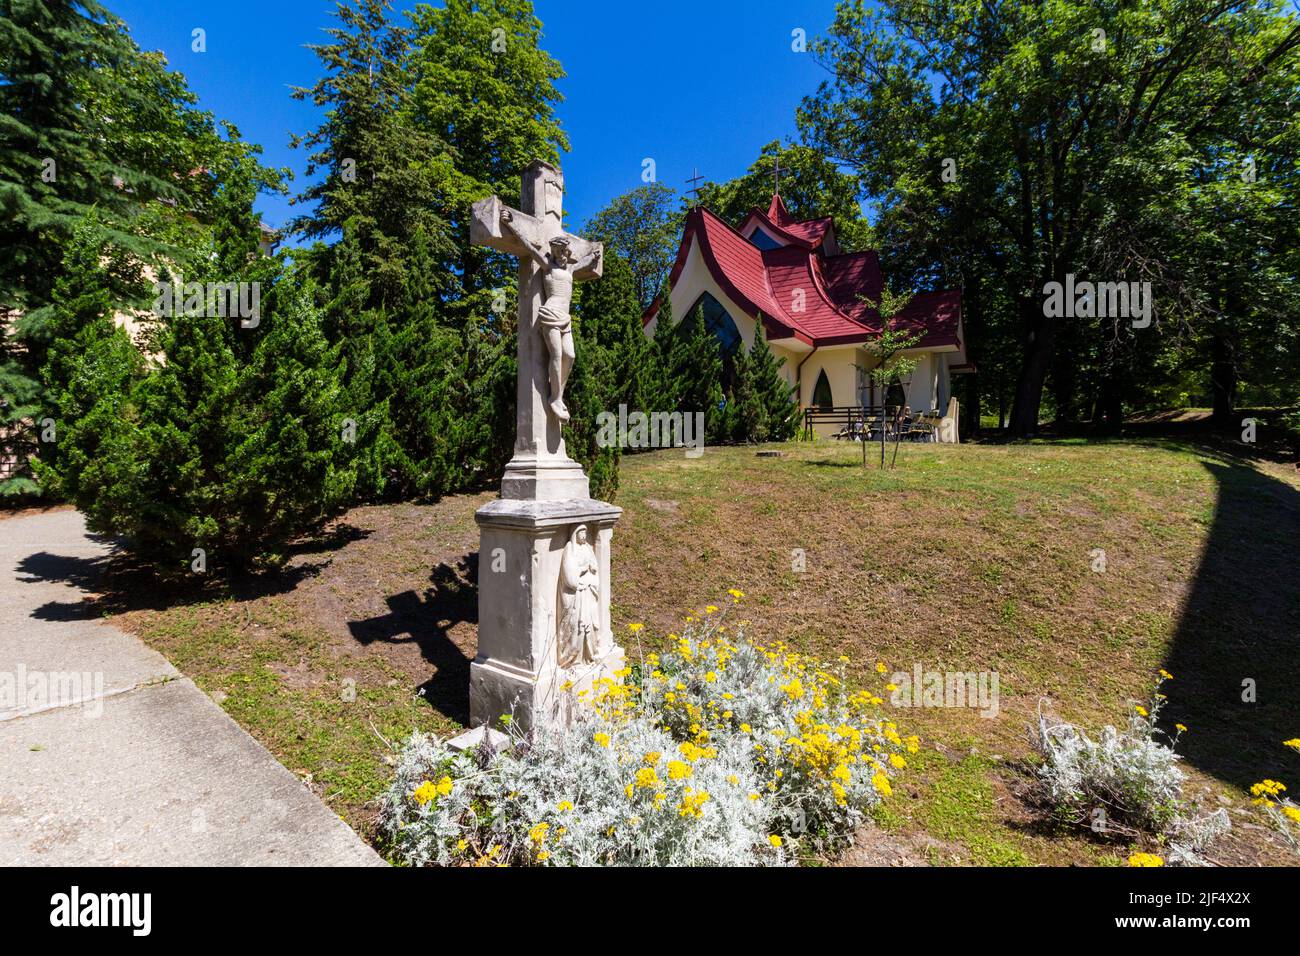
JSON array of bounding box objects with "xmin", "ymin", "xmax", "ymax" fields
[{"xmin": 108, "ymin": 0, "xmax": 841, "ymax": 240}]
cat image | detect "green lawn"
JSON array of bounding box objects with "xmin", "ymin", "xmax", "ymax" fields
[{"xmin": 112, "ymin": 436, "xmax": 1300, "ymax": 865}]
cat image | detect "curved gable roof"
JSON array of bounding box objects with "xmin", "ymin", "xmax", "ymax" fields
[
  {"xmin": 738, "ymin": 194, "xmax": 834, "ymax": 250},
  {"xmin": 651, "ymin": 204, "xmax": 963, "ymax": 353}
]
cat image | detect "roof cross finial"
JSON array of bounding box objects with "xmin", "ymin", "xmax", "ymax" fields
[
  {"xmin": 685, "ymin": 167, "xmax": 705, "ymax": 206},
  {"xmin": 773, "ymin": 154, "xmax": 782, "ymax": 197}
]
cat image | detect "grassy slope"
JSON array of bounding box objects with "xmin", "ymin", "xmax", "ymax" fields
[{"xmin": 117, "ymin": 438, "xmax": 1300, "ymax": 864}]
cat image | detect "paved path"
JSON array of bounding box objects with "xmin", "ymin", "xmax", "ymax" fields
[{"xmin": 0, "ymin": 510, "xmax": 384, "ymax": 866}]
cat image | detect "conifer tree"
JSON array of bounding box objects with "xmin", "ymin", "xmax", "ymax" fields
[
  {"xmin": 563, "ymin": 307, "xmax": 619, "ymax": 501},
  {"xmin": 290, "ymin": 0, "xmax": 455, "ymax": 309},
  {"xmin": 45, "ymin": 265, "xmax": 356, "ymax": 575},
  {"xmin": 671, "ymin": 305, "xmax": 725, "ymax": 445},
  {"xmin": 575, "ymin": 251, "xmax": 652, "ymax": 414},
  {"xmin": 646, "ymin": 295, "xmax": 679, "ymax": 415},
  {"xmin": 728, "ymin": 347, "xmax": 760, "ymax": 443},
  {"xmin": 1, "ymin": 0, "xmax": 276, "ymax": 494},
  {"xmin": 748, "ymin": 317, "xmax": 798, "ymax": 441},
  {"xmin": 34, "ymin": 218, "xmax": 146, "ymax": 501}
]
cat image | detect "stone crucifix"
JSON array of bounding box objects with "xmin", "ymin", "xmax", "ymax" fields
[
  {"xmin": 470, "ymin": 161, "xmax": 603, "ymax": 501},
  {"xmin": 458, "ymin": 161, "xmax": 624, "ymax": 741}
]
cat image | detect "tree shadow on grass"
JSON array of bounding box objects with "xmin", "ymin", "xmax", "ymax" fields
[
  {"xmin": 802, "ymin": 458, "xmax": 866, "ymax": 469},
  {"xmin": 1159, "ymin": 458, "xmax": 1300, "ymax": 790},
  {"xmin": 18, "ymin": 524, "xmax": 371, "ymax": 621},
  {"xmin": 345, "ymin": 554, "xmax": 477, "ymax": 727}
]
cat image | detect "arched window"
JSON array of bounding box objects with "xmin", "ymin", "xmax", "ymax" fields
[
  {"xmin": 811, "ymin": 369, "xmax": 833, "ymax": 408},
  {"xmin": 687, "ymin": 292, "xmax": 742, "ymax": 358},
  {"xmin": 748, "ymin": 228, "xmax": 782, "ymax": 251}
]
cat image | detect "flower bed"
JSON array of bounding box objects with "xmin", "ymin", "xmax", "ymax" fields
[
  {"xmin": 1034, "ymin": 670, "xmax": 1231, "ymax": 865},
  {"xmin": 380, "ymin": 598, "xmax": 915, "ymax": 866}
]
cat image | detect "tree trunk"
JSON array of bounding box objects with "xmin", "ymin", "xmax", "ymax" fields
[
  {"xmin": 1089, "ymin": 324, "xmax": 1125, "ymax": 433},
  {"xmin": 879, "ymin": 409, "xmax": 886, "ymax": 468},
  {"xmin": 962, "ymin": 271, "xmax": 982, "ymax": 437},
  {"xmin": 1094, "ymin": 376, "xmax": 1124, "ymax": 432},
  {"xmin": 997, "ymin": 372, "xmax": 1006, "ymax": 430},
  {"xmin": 1009, "ymin": 295, "xmax": 1052, "ymax": 437},
  {"xmin": 1051, "ymin": 315, "xmax": 1080, "ymax": 430},
  {"xmin": 1210, "ymin": 310, "xmax": 1238, "ymax": 429},
  {"xmin": 965, "ymin": 372, "xmax": 980, "ymax": 438}
]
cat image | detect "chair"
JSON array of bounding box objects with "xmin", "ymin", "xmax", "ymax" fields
[{"xmin": 910, "ymin": 410, "xmax": 941, "ymax": 442}]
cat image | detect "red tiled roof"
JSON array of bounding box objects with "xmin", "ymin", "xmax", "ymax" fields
[
  {"xmin": 822, "ymin": 250, "xmax": 884, "ymax": 316},
  {"xmin": 667, "ymin": 206, "xmax": 813, "ymax": 344},
  {"xmin": 738, "ymin": 194, "xmax": 834, "ymax": 250},
  {"xmin": 652, "ymin": 203, "xmax": 962, "ymax": 351},
  {"xmin": 767, "ymin": 193, "xmax": 794, "ymax": 224}
]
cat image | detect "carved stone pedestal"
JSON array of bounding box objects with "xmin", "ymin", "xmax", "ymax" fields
[
  {"xmin": 470, "ymin": 498, "xmax": 622, "ymax": 733},
  {"xmin": 465, "ymin": 160, "xmax": 624, "ymax": 735}
]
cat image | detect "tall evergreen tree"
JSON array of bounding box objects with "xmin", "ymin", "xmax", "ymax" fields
[
  {"xmin": 727, "ymin": 346, "xmax": 760, "ymax": 443},
  {"xmin": 0, "ymin": 0, "xmax": 179, "ymax": 309},
  {"xmin": 43, "ymin": 264, "xmax": 356, "ymax": 576},
  {"xmin": 290, "ymin": 0, "xmax": 456, "ymax": 310},
  {"xmin": 646, "ymin": 295, "xmax": 679, "ymax": 414},
  {"xmin": 408, "ymin": 0, "xmax": 568, "ymax": 321},
  {"xmin": 0, "ymin": 0, "xmax": 267, "ymax": 493},
  {"xmin": 670, "ymin": 305, "xmax": 726, "ymax": 445},
  {"xmin": 34, "ymin": 217, "xmax": 146, "ymax": 501},
  {"xmin": 564, "ymin": 304, "xmax": 619, "ymax": 501},
  {"xmin": 291, "ymin": 0, "xmax": 568, "ymax": 500},
  {"xmin": 575, "ymin": 251, "xmax": 653, "ymax": 415},
  {"xmin": 748, "ymin": 317, "xmax": 798, "ymax": 441}
]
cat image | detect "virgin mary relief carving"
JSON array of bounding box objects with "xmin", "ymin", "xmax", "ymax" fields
[{"xmin": 557, "ymin": 524, "xmax": 600, "ymax": 669}]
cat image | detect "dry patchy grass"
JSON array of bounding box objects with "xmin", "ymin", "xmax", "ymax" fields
[{"xmin": 110, "ymin": 437, "xmax": 1300, "ymax": 864}]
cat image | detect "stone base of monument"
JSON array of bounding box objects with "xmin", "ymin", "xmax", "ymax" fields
[
  {"xmin": 470, "ymin": 497, "xmax": 623, "ymax": 733},
  {"xmin": 446, "ymin": 724, "xmax": 511, "ymax": 754},
  {"xmin": 500, "ymin": 455, "xmax": 591, "ymax": 501}
]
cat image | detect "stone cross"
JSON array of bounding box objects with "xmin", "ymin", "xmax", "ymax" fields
[
  {"xmin": 469, "ymin": 160, "xmax": 602, "ymax": 501},
  {"xmin": 457, "ymin": 161, "xmax": 625, "ymax": 741}
]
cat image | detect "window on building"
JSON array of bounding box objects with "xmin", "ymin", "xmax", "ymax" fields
[
  {"xmin": 812, "ymin": 369, "xmax": 833, "ymax": 408},
  {"xmin": 748, "ymin": 228, "xmax": 782, "ymax": 251},
  {"xmin": 687, "ymin": 292, "xmax": 742, "ymax": 358}
]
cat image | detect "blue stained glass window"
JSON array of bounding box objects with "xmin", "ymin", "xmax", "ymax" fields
[{"xmin": 689, "ymin": 292, "xmax": 742, "ymax": 357}]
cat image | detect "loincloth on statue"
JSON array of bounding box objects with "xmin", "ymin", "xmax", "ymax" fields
[{"xmin": 537, "ymin": 304, "xmax": 571, "ymax": 333}]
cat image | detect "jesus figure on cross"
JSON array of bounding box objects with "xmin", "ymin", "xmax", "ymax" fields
[{"xmin": 501, "ymin": 208, "xmax": 601, "ymax": 423}]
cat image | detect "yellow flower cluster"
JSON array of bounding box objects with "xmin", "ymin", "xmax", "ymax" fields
[
  {"xmin": 412, "ymin": 775, "xmax": 453, "ymax": 807},
  {"xmin": 634, "ymin": 767, "xmax": 661, "ymax": 789},
  {"xmin": 1245, "ymin": 741, "xmax": 1300, "ymax": 847},
  {"xmin": 408, "ymin": 592, "xmax": 919, "ymax": 865},
  {"xmin": 644, "ymin": 618, "xmax": 913, "ymax": 823},
  {"xmin": 1250, "ymin": 779, "xmax": 1287, "ymax": 807},
  {"xmin": 1127, "ymin": 852, "xmax": 1164, "ymax": 867},
  {"xmin": 586, "ymin": 675, "xmax": 638, "ymax": 724},
  {"xmin": 678, "ymin": 788, "xmax": 710, "ymax": 818}
]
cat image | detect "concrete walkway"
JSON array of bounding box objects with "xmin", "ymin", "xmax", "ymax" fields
[{"xmin": 0, "ymin": 510, "xmax": 384, "ymax": 866}]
